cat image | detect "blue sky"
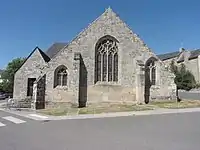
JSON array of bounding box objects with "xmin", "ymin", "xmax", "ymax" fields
[{"xmin": 1, "ymin": 0, "xmax": 200, "ymax": 68}]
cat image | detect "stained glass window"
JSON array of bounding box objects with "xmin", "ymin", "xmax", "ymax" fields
[
  {"xmin": 95, "ymin": 36, "xmax": 118, "ymax": 83},
  {"xmin": 114, "ymin": 53, "xmax": 118, "ymax": 81}
]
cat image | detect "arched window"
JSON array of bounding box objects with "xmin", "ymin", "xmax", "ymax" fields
[
  {"xmin": 54, "ymin": 65, "xmax": 68, "ymax": 87},
  {"xmin": 95, "ymin": 35, "xmax": 119, "ymax": 83},
  {"xmin": 145, "ymin": 57, "xmax": 157, "ymax": 86}
]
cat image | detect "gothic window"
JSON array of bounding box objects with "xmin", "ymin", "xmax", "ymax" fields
[
  {"xmin": 108, "ymin": 53, "xmax": 113, "ymax": 81},
  {"xmin": 151, "ymin": 62, "xmax": 156, "ymax": 85},
  {"xmin": 96, "ymin": 53, "xmax": 101, "ymax": 81},
  {"xmin": 145, "ymin": 57, "xmax": 157, "ymax": 86},
  {"xmin": 114, "ymin": 53, "xmax": 118, "ymax": 81},
  {"xmin": 103, "ymin": 52, "xmax": 107, "ymax": 81},
  {"xmin": 54, "ymin": 66, "xmax": 68, "ymax": 87},
  {"xmin": 95, "ymin": 35, "xmax": 118, "ymax": 83}
]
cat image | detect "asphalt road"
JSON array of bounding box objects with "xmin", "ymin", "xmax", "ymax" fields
[{"xmin": 0, "ymin": 111, "xmax": 200, "ymax": 150}]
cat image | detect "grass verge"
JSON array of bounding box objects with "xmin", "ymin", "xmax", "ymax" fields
[
  {"xmin": 150, "ymin": 100, "xmax": 200, "ymax": 109},
  {"xmin": 38, "ymin": 100, "xmax": 200, "ymax": 116},
  {"xmin": 39, "ymin": 103, "xmax": 154, "ymax": 116}
]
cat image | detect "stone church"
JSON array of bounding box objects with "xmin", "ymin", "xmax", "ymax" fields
[{"xmin": 13, "ymin": 8, "xmax": 176, "ymax": 109}]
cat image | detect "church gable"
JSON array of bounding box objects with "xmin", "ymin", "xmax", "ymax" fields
[
  {"xmin": 53, "ymin": 7, "xmax": 156, "ymax": 60},
  {"xmin": 54, "ymin": 8, "xmax": 159, "ymax": 85},
  {"xmin": 13, "ymin": 7, "xmax": 177, "ymax": 106},
  {"xmin": 15, "ymin": 47, "xmax": 48, "ymax": 75},
  {"xmin": 14, "ymin": 47, "xmax": 50, "ymax": 100}
]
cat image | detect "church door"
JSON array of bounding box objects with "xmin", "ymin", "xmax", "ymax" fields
[
  {"xmin": 144, "ymin": 67, "xmax": 151, "ymax": 104},
  {"xmin": 27, "ymin": 78, "xmax": 36, "ymax": 97},
  {"xmin": 144, "ymin": 57, "xmax": 157, "ymax": 104},
  {"xmin": 36, "ymin": 75, "xmax": 46, "ymax": 109}
]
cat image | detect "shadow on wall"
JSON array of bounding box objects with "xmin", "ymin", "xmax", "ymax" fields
[{"xmin": 79, "ymin": 55, "xmax": 88, "ymax": 108}]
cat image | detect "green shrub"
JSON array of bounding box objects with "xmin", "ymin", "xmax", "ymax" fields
[{"xmin": 170, "ymin": 61, "xmax": 196, "ymax": 91}]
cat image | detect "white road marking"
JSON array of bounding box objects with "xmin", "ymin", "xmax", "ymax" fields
[
  {"xmin": 2, "ymin": 116, "xmax": 26, "ymax": 124},
  {"xmin": 0, "ymin": 122, "xmax": 6, "ymax": 127},
  {"xmin": 29, "ymin": 114, "xmax": 48, "ymax": 119}
]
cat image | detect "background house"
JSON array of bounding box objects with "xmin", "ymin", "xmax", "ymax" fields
[
  {"xmin": 157, "ymin": 48, "xmax": 200, "ymax": 83},
  {"xmin": 0, "ymin": 69, "xmax": 3, "ymax": 83}
]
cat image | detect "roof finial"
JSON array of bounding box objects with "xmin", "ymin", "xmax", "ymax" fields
[
  {"xmin": 107, "ymin": 6, "xmax": 112, "ymax": 12},
  {"xmin": 179, "ymin": 42, "xmax": 185, "ymax": 52}
]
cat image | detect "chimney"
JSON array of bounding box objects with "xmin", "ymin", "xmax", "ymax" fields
[{"xmin": 179, "ymin": 47, "xmax": 185, "ymax": 52}]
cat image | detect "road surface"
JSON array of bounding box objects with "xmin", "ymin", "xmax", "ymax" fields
[{"xmin": 0, "ymin": 110, "xmax": 200, "ymax": 150}]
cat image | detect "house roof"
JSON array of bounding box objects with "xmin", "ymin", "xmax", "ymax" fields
[
  {"xmin": 15, "ymin": 47, "xmax": 50, "ymax": 73},
  {"xmin": 189, "ymin": 49, "xmax": 200, "ymax": 60},
  {"xmin": 156, "ymin": 51, "xmax": 180, "ymax": 61},
  {"xmin": 38, "ymin": 49, "xmax": 51, "ymax": 62},
  {"xmin": 157, "ymin": 49, "xmax": 200, "ymax": 61},
  {"xmin": 45, "ymin": 43, "xmax": 67, "ymax": 59}
]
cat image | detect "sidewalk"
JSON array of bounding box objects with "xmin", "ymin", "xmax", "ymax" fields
[{"xmin": 1, "ymin": 106, "xmax": 200, "ymax": 121}]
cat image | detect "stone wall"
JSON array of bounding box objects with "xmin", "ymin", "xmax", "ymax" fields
[
  {"xmin": 150, "ymin": 63, "xmax": 177, "ymax": 100},
  {"xmin": 87, "ymin": 85, "xmax": 136, "ymax": 104},
  {"xmin": 13, "ymin": 48, "xmax": 46, "ymax": 100},
  {"xmin": 44, "ymin": 50, "xmax": 80, "ymax": 106},
  {"xmin": 44, "ymin": 8, "xmax": 176, "ymax": 105},
  {"xmin": 184, "ymin": 58, "xmax": 200, "ymax": 83},
  {"xmin": 47, "ymin": 8, "xmax": 156, "ymax": 104},
  {"xmin": 14, "ymin": 8, "xmax": 177, "ymax": 107}
]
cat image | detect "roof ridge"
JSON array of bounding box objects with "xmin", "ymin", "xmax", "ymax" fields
[
  {"xmin": 15, "ymin": 47, "xmax": 41, "ymax": 73},
  {"xmin": 38, "ymin": 48, "xmax": 51, "ymax": 62},
  {"xmin": 49, "ymin": 9, "xmax": 113, "ymax": 60},
  {"xmin": 45, "ymin": 43, "xmax": 67, "ymax": 59}
]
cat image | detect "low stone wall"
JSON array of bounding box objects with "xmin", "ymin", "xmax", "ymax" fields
[{"xmin": 179, "ymin": 88, "xmax": 200, "ymax": 93}]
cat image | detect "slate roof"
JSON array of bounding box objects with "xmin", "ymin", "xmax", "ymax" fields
[
  {"xmin": 177, "ymin": 54, "xmax": 184, "ymax": 63},
  {"xmin": 38, "ymin": 49, "xmax": 51, "ymax": 62},
  {"xmin": 45, "ymin": 43, "xmax": 67, "ymax": 59},
  {"xmin": 15, "ymin": 47, "xmax": 50, "ymax": 73},
  {"xmin": 189, "ymin": 49, "xmax": 200, "ymax": 60},
  {"xmin": 157, "ymin": 49, "xmax": 200, "ymax": 61},
  {"xmin": 156, "ymin": 51, "xmax": 180, "ymax": 61}
]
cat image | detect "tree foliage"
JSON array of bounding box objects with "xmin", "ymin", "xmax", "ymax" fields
[
  {"xmin": 170, "ymin": 60, "xmax": 196, "ymax": 91},
  {"xmin": 0, "ymin": 58, "xmax": 26, "ymax": 93}
]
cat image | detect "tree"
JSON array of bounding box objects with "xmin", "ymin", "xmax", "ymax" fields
[
  {"xmin": 175, "ymin": 64, "xmax": 196, "ymax": 91},
  {"xmin": 0, "ymin": 58, "xmax": 25, "ymax": 93},
  {"xmin": 170, "ymin": 60, "xmax": 196, "ymax": 101}
]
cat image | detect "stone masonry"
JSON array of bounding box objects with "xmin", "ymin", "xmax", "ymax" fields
[{"xmin": 13, "ymin": 8, "xmax": 177, "ymax": 109}]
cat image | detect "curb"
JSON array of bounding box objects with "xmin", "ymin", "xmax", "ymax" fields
[{"xmin": 1, "ymin": 107, "xmax": 200, "ymax": 121}]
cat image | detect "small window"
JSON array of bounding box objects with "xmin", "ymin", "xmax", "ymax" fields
[{"xmin": 54, "ymin": 66, "xmax": 68, "ymax": 87}]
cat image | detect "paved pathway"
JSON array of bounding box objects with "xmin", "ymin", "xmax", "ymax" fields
[{"xmin": 0, "ymin": 110, "xmax": 38, "ymax": 129}]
